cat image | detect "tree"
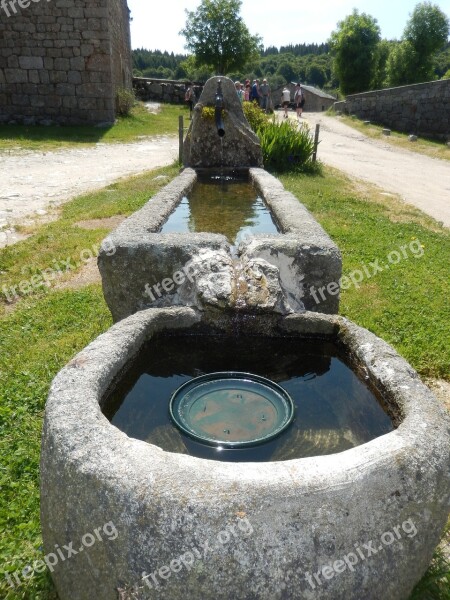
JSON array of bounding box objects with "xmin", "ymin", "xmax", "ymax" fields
[
  {"xmin": 180, "ymin": 0, "xmax": 262, "ymax": 75},
  {"xmin": 329, "ymin": 9, "xmax": 381, "ymax": 95},
  {"xmin": 306, "ymin": 63, "xmax": 327, "ymax": 88},
  {"xmin": 276, "ymin": 61, "xmax": 297, "ymax": 83},
  {"xmin": 404, "ymin": 2, "xmax": 449, "ymax": 58},
  {"xmin": 371, "ymin": 39, "xmax": 393, "ymax": 89},
  {"xmin": 386, "ymin": 3, "xmax": 449, "ymax": 86},
  {"xmin": 385, "ymin": 41, "xmax": 422, "ymax": 86}
]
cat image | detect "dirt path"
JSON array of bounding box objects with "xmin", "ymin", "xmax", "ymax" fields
[
  {"xmin": 299, "ymin": 112, "xmax": 450, "ymax": 227},
  {"xmin": 0, "ymin": 133, "xmax": 178, "ymax": 246},
  {"xmin": 1, "ymin": 109, "xmax": 449, "ymax": 248}
]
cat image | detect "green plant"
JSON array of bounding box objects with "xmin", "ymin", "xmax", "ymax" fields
[
  {"xmin": 242, "ymin": 100, "xmax": 270, "ymax": 133},
  {"xmin": 257, "ymin": 120, "xmax": 317, "ymax": 173},
  {"xmin": 115, "ymin": 87, "xmax": 136, "ymax": 117},
  {"xmin": 201, "ymin": 105, "xmax": 219, "ymax": 120}
]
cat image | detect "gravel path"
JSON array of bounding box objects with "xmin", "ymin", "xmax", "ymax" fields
[
  {"xmin": 1, "ymin": 110, "xmax": 448, "ymax": 248},
  {"xmin": 0, "ymin": 133, "xmax": 178, "ymax": 246},
  {"xmin": 300, "ymin": 112, "xmax": 450, "ymax": 227}
]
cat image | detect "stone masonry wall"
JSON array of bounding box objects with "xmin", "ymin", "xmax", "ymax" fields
[
  {"xmin": 334, "ymin": 79, "xmax": 450, "ymax": 139},
  {"xmin": 0, "ymin": 0, "xmax": 132, "ymax": 125},
  {"xmin": 109, "ymin": 0, "xmax": 132, "ymax": 98},
  {"xmin": 133, "ymin": 77, "xmax": 202, "ymax": 104}
]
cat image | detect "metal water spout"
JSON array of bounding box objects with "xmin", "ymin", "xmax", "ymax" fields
[{"xmin": 215, "ymin": 79, "xmax": 225, "ymax": 137}]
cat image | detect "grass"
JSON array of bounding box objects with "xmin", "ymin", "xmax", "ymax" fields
[
  {"xmin": 409, "ymin": 522, "xmax": 450, "ymax": 600},
  {"xmin": 0, "ymin": 160, "xmax": 448, "ymax": 597},
  {"xmin": 0, "ymin": 164, "xmax": 179, "ymax": 312},
  {"xmin": 0, "ymin": 287, "xmax": 111, "ymax": 600},
  {"xmin": 280, "ymin": 167, "xmax": 449, "ymax": 380},
  {"xmin": 333, "ymin": 112, "xmax": 450, "ymax": 162},
  {"xmin": 0, "ymin": 164, "xmax": 180, "ymax": 599},
  {"xmin": 0, "ymin": 102, "xmax": 189, "ymax": 153}
]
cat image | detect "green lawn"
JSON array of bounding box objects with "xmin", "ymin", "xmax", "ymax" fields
[
  {"xmin": 280, "ymin": 167, "xmax": 449, "ymax": 380},
  {"xmin": 0, "ymin": 102, "xmax": 188, "ymax": 153},
  {"xmin": 0, "ymin": 160, "xmax": 448, "ymax": 598}
]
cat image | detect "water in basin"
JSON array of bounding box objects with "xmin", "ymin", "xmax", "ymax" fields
[
  {"xmin": 160, "ymin": 176, "xmax": 279, "ymax": 244},
  {"xmin": 103, "ymin": 335, "xmax": 394, "ymax": 462}
]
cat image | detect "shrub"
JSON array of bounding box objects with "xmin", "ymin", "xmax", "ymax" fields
[
  {"xmin": 257, "ymin": 120, "xmax": 317, "ymax": 173},
  {"xmin": 116, "ymin": 87, "xmax": 136, "ymax": 117},
  {"xmin": 201, "ymin": 105, "xmax": 217, "ymax": 121},
  {"xmin": 242, "ymin": 100, "xmax": 270, "ymax": 133}
]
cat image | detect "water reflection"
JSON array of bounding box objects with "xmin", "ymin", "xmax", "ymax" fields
[
  {"xmin": 160, "ymin": 179, "xmax": 279, "ymax": 243},
  {"xmin": 103, "ymin": 335, "xmax": 394, "ymax": 463}
]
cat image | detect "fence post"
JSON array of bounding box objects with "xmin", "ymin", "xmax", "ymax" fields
[
  {"xmin": 178, "ymin": 115, "xmax": 184, "ymax": 165},
  {"xmin": 313, "ymin": 123, "xmax": 320, "ymax": 162}
]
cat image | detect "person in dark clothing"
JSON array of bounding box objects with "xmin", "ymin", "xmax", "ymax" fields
[{"xmin": 250, "ymin": 79, "xmax": 260, "ymax": 103}]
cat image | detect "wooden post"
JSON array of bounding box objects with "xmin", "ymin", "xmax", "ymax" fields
[
  {"xmin": 313, "ymin": 123, "xmax": 320, "ymax": 162},
  {"xmin": 178, "ymin": 115, "xmax": 184, "ymax": 165}
]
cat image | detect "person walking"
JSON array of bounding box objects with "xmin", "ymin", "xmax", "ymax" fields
[
  {"xmin": 259, "ymin": 78, "xmax": 271, "ymax": 113},
  {"xmin": 281, "ymin": 85, "xmax": 291, "ymax": 118},
  {"xmin": 244, "ymin": 79, "xmax": 251, "ymax": 102},
  {"xmin": 250, "ymin": 79, "xmax": 260, "ymax": 103},
  {"xmin": 294, "ymin": 83, "xmax": 305, "ymax": 119},
  {"xmin": 184, "ymin": 82, "xmax": 196, "ymax": 119}
]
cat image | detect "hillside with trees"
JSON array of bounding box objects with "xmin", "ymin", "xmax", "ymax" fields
[{"xmin": 132, "ymin": 0, "xmax": 450, "ymax": 96}]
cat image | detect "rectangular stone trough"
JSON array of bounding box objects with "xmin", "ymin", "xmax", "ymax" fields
[{"xmin": 98, "ymin": 168, "xmax": 342, "ymax": 321}]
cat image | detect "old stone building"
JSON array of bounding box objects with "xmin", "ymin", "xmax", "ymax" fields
[
  {"xmin": 0, "ymin": 0, "xmax": 132, "ymax": 125},
  {"xmin": 271, "ymin": 83, "xmax": 336, "ymax": 112}
]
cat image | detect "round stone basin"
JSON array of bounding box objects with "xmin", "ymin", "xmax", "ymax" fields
[
  {"xmin": 103, "ymin": 333, "xmax": 394, "ymax": 463},
  {"xmin": 41, "ymin": 307, "xmax": 450, "ymax": 600}
]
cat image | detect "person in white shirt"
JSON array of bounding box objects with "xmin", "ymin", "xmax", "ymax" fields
[
  {"xmin": 259, "ymin": 78, "xmax": 271, "ymax": 112},
  {"xmin": 281, "ymin": 86, "xmax": 291, "ymax": 119}
]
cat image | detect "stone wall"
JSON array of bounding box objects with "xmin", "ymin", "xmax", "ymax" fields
[
  {"xmin": 334, "ymin": 79, "xmax": 450, "ymax": 139},
  {"xmin": 0, "ymin": 0, "xmax": 132, "ymax": 125},
  {"xmin": 133, "ymin": 77, "xmax": 202, "ymax": 104}
]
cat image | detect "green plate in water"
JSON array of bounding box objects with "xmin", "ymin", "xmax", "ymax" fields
[{"xmin": 169, "ymin": 371, "xmax": 294, "ymax": 448}]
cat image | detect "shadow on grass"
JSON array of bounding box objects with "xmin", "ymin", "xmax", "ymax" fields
[{"xmin": 0, "ymin": 123, "xmax": 112, "ymax": 147}]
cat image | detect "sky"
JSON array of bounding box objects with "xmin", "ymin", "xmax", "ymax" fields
[{"xmin": 127, "ymin": 0, "xmax": 450, "ymax": 53}]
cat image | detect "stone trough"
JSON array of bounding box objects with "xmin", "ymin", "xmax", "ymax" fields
[
  {"xmin": 98, "ymin": 167, "xmax": 342, "ymax": 321},
  {"xmin": 40, "ymin": 307, "xmax": 450, "ymax": 600},
  {"xmin": 98, "ymin": 76, "xmax": 341, "ymax": 321},
  {"xmin": 41, "ymin": 75, "xmax": 449, "ymax": 600}
]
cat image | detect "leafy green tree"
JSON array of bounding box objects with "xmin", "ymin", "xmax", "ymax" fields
[
  {"xmin": 385, "ymin": 41, "xmax": 421, "ymax": 86},
  {"xmin": 329, "ymin": 9, "xmax": 381, "ymax": 94},
  {"xmin": 443, "ymin": 69, "xmax": 450, "ymax": 79},
  {"xmin": 404, "ymin": 2, "xmax": 449, "ymax": 58},
  {"xmin": 386, "ymin": 3, "xmax": 449, "ymax": 86},
  {"xmin": 371, "ymin": 39, "xmax": 393, "ymax": 89},
  {"xmin": 180, "ymin": 0, "xmax": 262, "ymax": 75},
  {"xmin": 306, "ymin": 63, "xmax": 327, "ymax": 87},
  {"xmin": 434, "ymin": 44, "xmax": 450, "ymax": 77},
  {"xmin": 276, "ymin": 61, "xmax": 297, "ymax": 82}
]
